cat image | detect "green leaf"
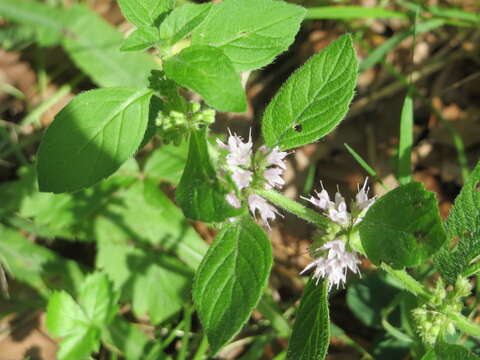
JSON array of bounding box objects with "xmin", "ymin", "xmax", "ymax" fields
[
  {"xmin": 16, "ymin": 161, "xmax": 138, "ymax": 240},
  {"xmin": 47, "ymin": 291, "xmax": 100, "ymax": 360},
  {"xmin": 159, "ymin": 3, "xmax": 212, "ymax": 45},
  {"xmin": 262, "ymin": 34, "xmax": 358, "ymax": 150},
  {"xmin": 78, "ymin": 272, "xmax": 118, "ymax": 327},
  {"xmin": 103, "ymin": 317, "xmax": 170, "ymax": 360},
  {"xmin": 0, "ymin": 1, "xmax": 159, "ymax": 87},
  {"xmin": 37, "ymin": 88, "xmax": 153, "ymax": 193},
  {"xmin": 96, "ymin": 224, "xmax": 192, "ymax": 323},
  {"xmin": 117, "ymin": 0, "xmax": 173, "ymax": 27},
  {"xmin": 0, "ymin": 0, "xmax": 64, "ymax": 46},
  {"xmin": 121, "ymin": 26, "xmax": 159, "ymax": 52},
  {"xmin": 360, "ymin": 182, "xmax": 447, "ymax": 268},
  {"xmin": 0, "ymin": 224, "xmax": 84, "ymax": 296},
  {"xmin": 445, "ymin": 160, "xmax": 480, "ymax": 241},
  {"xmin": 164, "ymin": 45, "xmax": 246, "ymax": 112},
  {"xmin": 97, "ymin": 180, "xmax": 207, "ymax": 269},
  {"xmin": 287, "ymin": 280, "xmax": 329, "ymax": 360},
  {"xmin": 175, "ymin": 128, "xmax": 242, "ymax": 222},
  {"xmin": 46, "ymin": 272, "xmax": 116, "ymax": 360},
  {"xmin": 191, "ymin": 0, "xmax": 306, "ymax": 72},
  {"xmin": 346, "ymin": 273, "xmax": 399, "ymax": 328},
  {"xmin": 96, "ymin": 213, "xmax": 193, "ymax": 324},
  {"xmin": 144, "ymin": 141, "xmax": 188, "ymax": 185},
  {"xmin": 398, "ymin": 93, "xmax": 413, "ymax": 185},
  {"xmin": 434, "ymin": 161, "xmax": 480, "ymax": 283},
  {"xmin": 193, "ymin": 217, "xmax": 273, "ymax": 353}
]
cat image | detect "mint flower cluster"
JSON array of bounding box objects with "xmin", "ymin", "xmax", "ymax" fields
[
  {"xmin": 217, "ymin": 130, "xmax": 288, "ymax": 228},
  {"xmin": 301, "ymin": 180, "xmax": 376, "ymax": 289}
]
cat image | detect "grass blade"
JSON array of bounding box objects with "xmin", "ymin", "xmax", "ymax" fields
[
  {"xmin": 359, "ymin": 19, "xmax": 444, "ymax": 72},
  {"xmin": 398, "ymin": 93, "xmax": 414, "ymax": 185}
]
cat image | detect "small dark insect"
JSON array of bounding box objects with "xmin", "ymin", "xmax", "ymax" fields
[
  {"xmin": 475, "ymin": 181, "xmax": 480, "ymax": 192},
  {"xmin": 294, "ymin": 124, "xmax": 302, "ymax": 132}
]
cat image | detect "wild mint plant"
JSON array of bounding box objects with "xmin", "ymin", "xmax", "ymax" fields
[{"xmin": 1, "ymin": 0, "xmax": 480, "ymax": 359}]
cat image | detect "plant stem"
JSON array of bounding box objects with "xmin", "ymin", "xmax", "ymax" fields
[
  {"xmin": 254, "ymin": 189, "xmax": 330, "ymax": 228},
  {"xmin": 177, "ymin": 305, "xmax": 193, "ymax": 360},
  {"xmin": 191, "ymin": 334, "xmax": 208, "ymax": 360},
  {"xmin": 381, "ymin": 263, "xmax": 431, "ymax": 301}
]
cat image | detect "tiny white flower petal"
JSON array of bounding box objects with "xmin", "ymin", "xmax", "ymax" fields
[
  {"xmin": 222, "ymin": 129, "xmax": 253, "ymax": 168},
  {"xmin": 264, "ymin": 167, "xmax": 285, "ymax": 189},
  {"xmin": 265, "ymin": 146, "xmax": 288, "ymax": 169},
  {"xmin": 225, "ymin": 191, "xmax": 241, "ymax": 208},
  {"xmin": 302, "ymin": 240, "xmax": 361, "ymax": 290},
  {"xmin": 301, "ymin": 188, "xmax": 333, "ymax": 211},
  {"xmin": 232, "ymin": 168, "xmax": 253, "ymax": 190},
  {"xmin": 216, "ymin": 138, "xmax": 228, "ymax": 150},
  {"xmin": 355, "ymin": 178, "xmax": 376, "ymax": 211},
  {"xmin": 248, "ymin": 194, "xmax": 280, "ymax": 228}
]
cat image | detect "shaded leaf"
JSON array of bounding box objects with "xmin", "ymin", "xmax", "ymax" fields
[
  {"xmin": 144, "ymin": 141, "xmax": 188, "ymax": 185},
  {"xmin": 175, "ymin": 128, "xmax": 242, "ymax": 222},
  {"xmin": 0, "ymin": 1, "xmax": 159, "ymax": 87}
]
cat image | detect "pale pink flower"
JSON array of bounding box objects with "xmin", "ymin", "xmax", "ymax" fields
[
  {"xmin": 217, "ymin": 129, "xmax": 252, "ymax": 168},
  {"xmin": 225, "ymin": 191, "xmax": 241, "ymax": 208},
  {"xmin": 263, "ymin": 167, "xmax": 285, "ymax": 189},
  {"xmin": 301, "ymin": 239, "xmax": 361, "ymax": 290},
  {"xmin": 231, "ymin": 168, "xmax": 253, "ymax": 190},
  {"xmin": 260, "ymin": 145, "xmax": 288, "ymax": 169},
  {"xmin": 248, "ymin": 194, "xmax": 280, "ymax": 228},
  {"xmin": 355, "ymin": 178, "xmax": 375, "ymax": 211}
]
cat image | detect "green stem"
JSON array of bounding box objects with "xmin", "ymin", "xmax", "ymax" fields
[
  {"xmin": 255, "ymin": 189, "xmax": 330, "ymax": 228},
  {"xmin": 257, "ymin": 295, "xmax": 291, "ymax": 338},
  {"xmin": 177, "ymin": 305, "xmax": 193, "ymax": 360},
  {"xmin": 191, "ymin": 334, "xmax": 209, "ymax": 360},
  {"xmin": 381, "ymin": 263, "xmax": 431, "ymax": 301}
]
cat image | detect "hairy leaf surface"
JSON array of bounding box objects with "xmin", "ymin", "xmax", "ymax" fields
[
  {"xmin": 360, "ymin": 182, "xmax": 447, "ymax": 268},
  {"xmin": 262, "ymin": 34, "xmax": 358, "ymax": 150},
  {"xmin": 191, "ymin": 0, "xmax": 305, "ymax": 71},
  {"xmin": 193, "ymin": 217, "xmax": 272, "ymax": 353},
  {"xmin": 435, "ymin": 161, "xmax": 480, "ymax": 283},
  {"xmin": 287, "ymin": 280, "xmax": 329, "ymax": 360}
]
